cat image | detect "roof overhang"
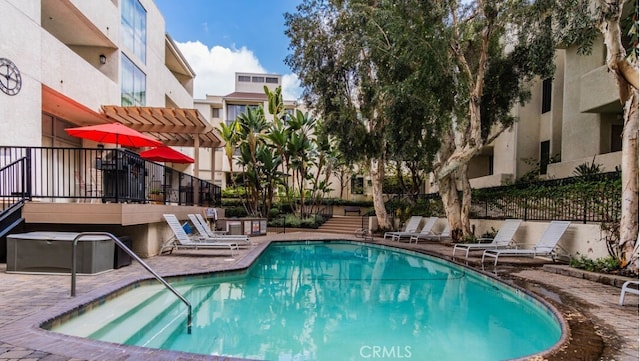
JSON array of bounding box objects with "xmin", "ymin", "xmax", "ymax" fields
[
  {"xmin": 165, "ymin": 33, "xmax": 195, "ymax": 78},
  {"xmin": 224, "ymin": 92, "xmax": 268, "ymax": 102},
  {"xmin": 101, "ymin": 105, "xmax": 224, "ymax": 148},
  {"xmin": 42, "ymin": 85, "xmax": 106, "ymax": 125}
]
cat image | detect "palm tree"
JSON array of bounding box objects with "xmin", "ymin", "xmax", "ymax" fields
[{"xmin": 217, "ymin": 120, "xmax": 241, "ymax": 188}]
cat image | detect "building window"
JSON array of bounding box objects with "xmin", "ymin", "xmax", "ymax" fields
[
  {"xmin": 252, "ymin": 76, "xmax": 265, "ymax": 83},
  {"xmin": 266, "ymin": 77, "xmax": 279, "ymax": 84},
  {"xmin": 540, "ymin": 140, "xmax": 550, "ymax": 175},
  {"xmin": 541, "ymin": 78, "xmax": 552, "ymax": 113},
  {"xmin": 121, "ymin": 54, "xmax": 146, "ymax": 106},
  {"xmin": 351, "ymin": 177, "xmax": 364, "ymax": 194},
  {"xmin": 212, "ymin": 108, "xmax": 221, "ymax": 118},
  {"xmin": 611, "ymin": 124, "xmax": 623, "ymax": 152},
  {"xmin": 121, "ymin": 0, "xmax": 146, "ymax": 63},
  {"xmin": 42, "ymin": 113, "xmax": 81, "ymax": 147},
  {"xmin": 488, "ymin": 155, "xmax": 494, "ymax": 176},
  {"xmin": 226, "ymin": 104, "xmax": 259, "ymax": 125},
  {"xmin": 238, "ymin": 75, "xmax": 251, "ymax": 82}
]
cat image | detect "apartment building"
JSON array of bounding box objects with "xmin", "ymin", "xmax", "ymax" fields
[
  {"xmin": 0, "ymin": 0, "xmax": 220, "ymax": 163},
  {"xmin": 0, "ymin": 0, "xmax": 222, "ymax": 257},
  {"xmin": 194, "ymin": 72, "xmax": 300, "ymax": 189},
  {"xmin": 468, "ymin": 38, "xmax": 623, "ymax": 188}
]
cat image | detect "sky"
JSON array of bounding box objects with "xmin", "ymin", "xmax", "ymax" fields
[{"xmin": 153, "ymin": 0, "xmax": 303, "ymax": 101}]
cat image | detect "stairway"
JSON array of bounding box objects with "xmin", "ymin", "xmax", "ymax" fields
[{"xmin": 318, "ymin": 215, "xmax": 367, "ymax": 235}]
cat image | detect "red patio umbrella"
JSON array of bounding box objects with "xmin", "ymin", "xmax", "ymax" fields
[
  {"xmin": 65, "ymin": 122, "xmax": 163, "ymax": 148},
  {"xmin": 139, "ymin": 146, "xmax": 194, "ymax": 164}
]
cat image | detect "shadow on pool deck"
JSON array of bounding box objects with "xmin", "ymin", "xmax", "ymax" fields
[{"xmin": 0, "ymin": 231, "xmax": 637, "ymax": 361}]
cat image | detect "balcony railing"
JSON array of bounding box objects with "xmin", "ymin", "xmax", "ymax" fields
[{"xmin": 0, "ymin": 146, "xmax": 221, "ymax": 209}]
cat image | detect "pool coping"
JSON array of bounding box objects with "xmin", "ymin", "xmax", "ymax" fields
[{"xmin": 0, "ymin": 238, "xmax": 570, "ymax": 361}]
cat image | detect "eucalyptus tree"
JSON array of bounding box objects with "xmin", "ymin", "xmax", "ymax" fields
[
  {"xmin": 286, "ymin": 0, "xmax": 558, "ymax": 238},
  {"xmin": 553, "ymin": 0, "xmax": 638, "ymax": 271},
  {"xmin": 423, "ymin": 0, "xmax": 557, "ymax": 240},
  {"xmin": 285, "ymin": 0, "xmax": 450, "ymax": 229},
  {"xmin": 286, "ymin": 0, "xmax": 385, "ymax": 226}
]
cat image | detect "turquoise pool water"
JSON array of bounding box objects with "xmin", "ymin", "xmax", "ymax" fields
[{"xmin": 49, "ymin": 241, "xmax": 562, "ymax": 360}]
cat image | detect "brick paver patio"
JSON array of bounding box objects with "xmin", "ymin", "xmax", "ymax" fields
[{"xmin": 0, "ymin": 232, "xmax": 637, "ymax": 360}]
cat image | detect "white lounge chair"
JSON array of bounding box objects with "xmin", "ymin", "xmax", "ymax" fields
[
  {"xmin": 384, "ymin": 216, "xmax": 423, "ymax": 240},
  {"xmin": 187, "ymin": 214, "xmax": 252, "ymax": 247},
  {"xmin": 160, "ymin": 214, "xmax": 239, "ymax": 255},
  {"xmin": 390, "ymin": 217, "xmax": 438, "ymax": 242},
  {"xmin": 482, "ymin": 221, "xmax": 571, "ymax": 267},
  {"xmin": 619, "ymin": 280, "xmax": 639, "ymax": 305},
  {"xmin": 452, "ymin": 219, "xmax": 522, "ymax": 259},
  {"xmin": 411, "ymin": 222, "xmax": 450, "ymax": 243},
  {"xmin": 194, "ymin": 213, "xmax": 228, "ymax": 235}
]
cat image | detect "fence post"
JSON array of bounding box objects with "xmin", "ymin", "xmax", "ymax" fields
[{"xmin": 25, "ymin": 148, "xmax": 32, "ymax": 201}]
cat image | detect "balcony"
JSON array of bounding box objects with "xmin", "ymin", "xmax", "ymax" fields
[
  {"xmin": 0, "ymin": 146, "xmax": 221, "ymax": 227},
  {"xmin": 580, "ymin": 65, "xmax": 622, "ymax": 114}
]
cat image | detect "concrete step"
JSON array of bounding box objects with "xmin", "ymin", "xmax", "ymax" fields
[{"xmin": 318, "ymin": 216, "xmax": 367, "ymax": 234}]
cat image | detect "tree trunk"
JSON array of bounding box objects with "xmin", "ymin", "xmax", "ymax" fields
[
  {"xmin": 597, "ymin": 0, "xmax": 639, "ymax": 273},
  {"xmin": 438, "ymin": 173, "xmax": 463, "ymax": 242},
  {"xmin": 370, "ymin": 158, "xmax": 391, "ymax": 229},
  {"xmin": 459, "ymin": 165, "xmax": 474, "ymax": 237},
  {"xmin": 620, "ymin": 94, "xmax": 639, "ymax": 272}
]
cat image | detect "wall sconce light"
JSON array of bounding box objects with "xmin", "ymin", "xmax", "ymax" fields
[{"xmin": 99, "ymin": 54, "xmax": 107, "ymax": 65}]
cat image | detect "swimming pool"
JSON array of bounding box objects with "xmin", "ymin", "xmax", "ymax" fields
[{"xmin": 47, "ymin": 241, "xmax": 563, "ymax": 360}]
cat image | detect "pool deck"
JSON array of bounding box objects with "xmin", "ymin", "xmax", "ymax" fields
[{"xmin": 0, "ymin": 231, "xmax": 637, "ymax": 361}]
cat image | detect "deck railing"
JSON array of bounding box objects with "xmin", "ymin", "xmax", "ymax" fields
[{"xmin": 0, "ymin": 146, "xmax": 221, "ymax": 207}]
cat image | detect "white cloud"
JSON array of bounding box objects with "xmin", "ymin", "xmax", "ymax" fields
[
  {"xmin": 176, "ymin": 41, "xmax": 264, "ymax": 97},
  {"xmin": 281, "ymin": 73, "xmax": 302, "ymax": 101},
  {"xmin": 175, "ymin": 40, "xmax": 302, "ymax": 101}
]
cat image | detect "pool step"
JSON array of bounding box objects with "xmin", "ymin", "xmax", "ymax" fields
[
  {"xmin": 51, "ymin": 284, "xmax": 170, "ymax": 338},
  {"xmin": 128, "ymin": 284, "xmax": 221, "ymax": 348},
  {"xmin": 87, "ymin": 284, "xmax": 196, "ymax": 344}
]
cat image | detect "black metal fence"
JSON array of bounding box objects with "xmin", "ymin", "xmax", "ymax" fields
[
  {"xmin": 0, "ymin": 146, "xmax": 221, "ymax": 210},
  {"xmin": 408, "ymin": 172, "xmax": 621, "ymax": 224},
  {"xmin": 471, "ymin": 173, "xmax": 621, "ymax": 223}
]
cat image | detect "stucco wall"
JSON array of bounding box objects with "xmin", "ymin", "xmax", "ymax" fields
[
  {"xmin": 0, "ymin": 1, "xmax": 43, "ymax": 146},
  {"xmin": 471, "ymin": 219, "xmax": 608, "ymax": 259},
  {"xmin": 368, "ymin": 216, "xmax": 612, "ymax": 260},
  {"xmin": 561, "ymin": 43, "xmax": 607, "ymax": 163}
]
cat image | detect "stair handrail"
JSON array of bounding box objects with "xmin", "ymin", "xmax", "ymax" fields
[
  {"xmin": 71, "ymin": 232, "xmax": 192, "ymax": 334},
  {"xmin": 0, "ymin": 157, "xmax": 28, "ymax": 219},
  {"xmin": 0, "ymin": 156, "xmax": 26, "ymax": 173}
]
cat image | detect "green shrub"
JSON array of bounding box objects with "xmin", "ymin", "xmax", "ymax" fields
[
  {"xmin": 268, "ymin": 207, "xmax": 280, "ymax": 219},
  {"xmin": 570, "ymin": 253, "xmax": 621, "ymax": 274},
  {"xmin": 222, "ymin": 187, "xmax": 246, "ymax": 198},
  {"xmin": 224, "ymin": 206, "xmax": 247, "ymax": 218},
  {"xmin": 221, "ymin": 198, "xmax": 244, "ymax": 207},
  {"xmin": 266, "ymin": 213, "xmax": 327, "ymax": 228}
]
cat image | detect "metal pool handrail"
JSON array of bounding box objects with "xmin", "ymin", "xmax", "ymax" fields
[{"xmin": 71, "ymin": 232, "xmax": 192, "ymax": 334}]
